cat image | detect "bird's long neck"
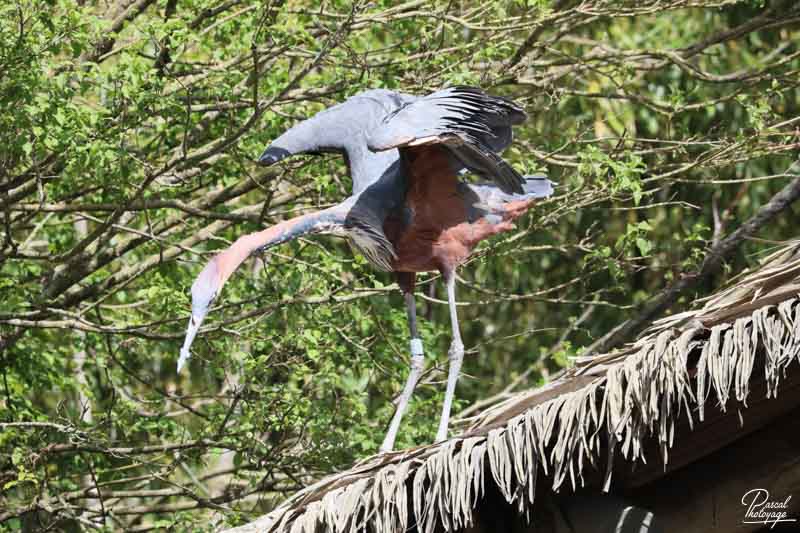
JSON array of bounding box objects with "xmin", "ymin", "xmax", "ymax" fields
[{"xmin": 215, "ymin": 206, "xmax": 345, "ymax": 285}]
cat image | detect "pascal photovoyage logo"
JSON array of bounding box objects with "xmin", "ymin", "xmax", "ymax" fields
[{"xmin": 741, "ymin": 488, "xmax": 797, "ymax": 529}]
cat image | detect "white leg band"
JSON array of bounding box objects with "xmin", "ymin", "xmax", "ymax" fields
[{"xmin": 410, "ymin": 338, "xmax": 424, "ymax": 357}]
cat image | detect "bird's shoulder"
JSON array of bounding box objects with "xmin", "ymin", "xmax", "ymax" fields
[{"xmin": 346, "ymin": 89, "xmax": 416, "ymax": 117}]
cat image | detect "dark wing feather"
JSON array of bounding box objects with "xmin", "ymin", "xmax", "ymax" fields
[{"xmin": 366, "ymin": 86, "xmax": 527, "ymax": 193}]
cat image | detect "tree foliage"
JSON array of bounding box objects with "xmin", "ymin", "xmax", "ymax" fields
[{"xmin": 1, "ymin": 0, "xmax": 798, "ymax": 530}]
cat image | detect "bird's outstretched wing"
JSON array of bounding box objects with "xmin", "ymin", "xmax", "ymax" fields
[{"xmin": 365, "ymin": 86, "xmax": 527, "ymax": 194}]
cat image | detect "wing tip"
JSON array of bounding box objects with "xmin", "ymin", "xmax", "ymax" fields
[{"xmin": 444, "ymin": 85, "xmax": 527, "ymax": 123}]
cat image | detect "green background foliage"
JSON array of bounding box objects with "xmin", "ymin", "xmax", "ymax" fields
[{"xmin": 1, "ymin": 0, "xmax": 798, "ymax": 530}]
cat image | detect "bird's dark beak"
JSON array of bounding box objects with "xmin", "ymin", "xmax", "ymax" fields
[
  {"xmin": 257, "ymin": 146, "xmax": 291, "ymax": 166},
  {"xmin": 178, "ymin": 312, "xmax": 205, "ymax": 372}
]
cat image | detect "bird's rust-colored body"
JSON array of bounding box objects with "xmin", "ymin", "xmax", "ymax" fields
[{"xmin": 385, "ymin": 147, "xmax": 533, "ymax": 275}]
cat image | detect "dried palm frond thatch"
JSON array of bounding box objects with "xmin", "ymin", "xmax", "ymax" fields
[{"xmin": 225, "ymin": 241, "xmax": 800, "ymax": 533}]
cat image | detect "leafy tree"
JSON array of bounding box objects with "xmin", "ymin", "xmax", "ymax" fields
[{"xmin": 1, "ymin": 0, "xmax": 798, "ymax": 530}]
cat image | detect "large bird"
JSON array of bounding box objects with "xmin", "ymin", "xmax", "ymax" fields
[{"xmin": 178, "ymin": 87, "xmax": 552, "ymax": 452}]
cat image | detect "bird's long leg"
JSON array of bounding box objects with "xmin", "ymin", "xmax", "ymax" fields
[
  {"xmin": 380, "ymin": 277, "xmax": 425, "ymax": 453},
  {"xmin": 436, "ymin": 270, "xmax": 464, "ymax": 443}
]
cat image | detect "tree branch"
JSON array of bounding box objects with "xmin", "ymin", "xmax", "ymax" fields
[{"xmin": 586, "ymin": 169, "xmax": 800, "ymax": 356}]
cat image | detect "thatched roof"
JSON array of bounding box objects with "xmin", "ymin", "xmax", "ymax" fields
[{"xmin": 225, "ymin": 241, "xmax": 800, "ymax": 533}]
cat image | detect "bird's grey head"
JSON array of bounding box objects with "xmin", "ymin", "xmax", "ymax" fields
[{"xmin": 178, "ymin": 259, "xmax": 222, "ymax": 372}]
